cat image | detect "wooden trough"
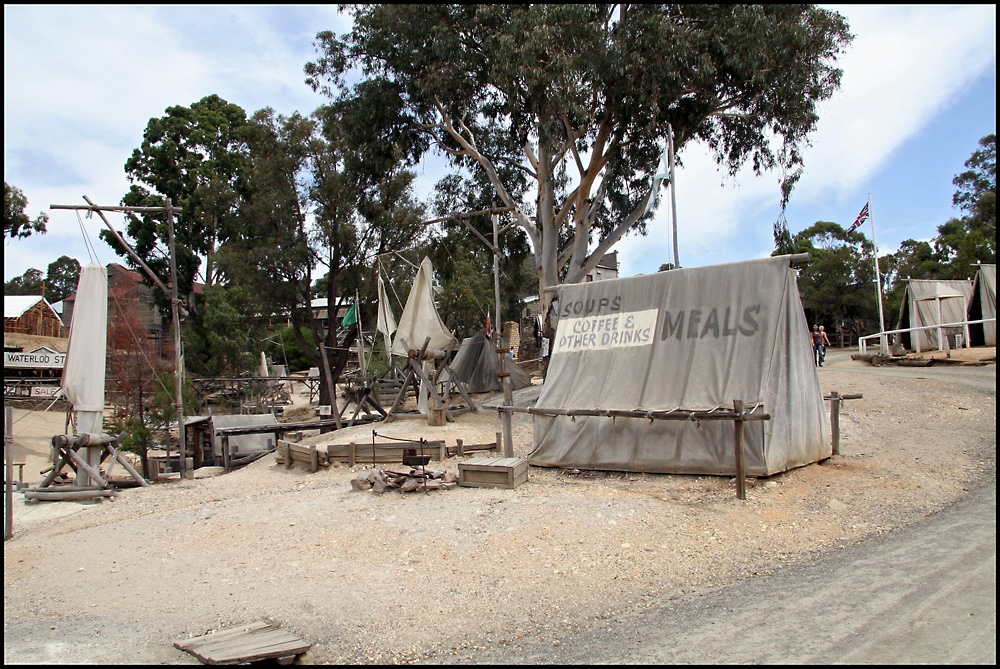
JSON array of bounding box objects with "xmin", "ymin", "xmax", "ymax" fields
[{"xmin": 275, "ymin": 435, "xmax": 502, "ymax": 471}]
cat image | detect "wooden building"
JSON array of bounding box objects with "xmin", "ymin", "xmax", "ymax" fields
[{"xmin": 4, "ymin": 295, "xmax": 63, "ymax": 338}]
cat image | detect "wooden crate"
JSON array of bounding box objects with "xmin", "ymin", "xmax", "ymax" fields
[{"xmin": 458, "ymin": 456, "xmax": 528, "ymax": 489}]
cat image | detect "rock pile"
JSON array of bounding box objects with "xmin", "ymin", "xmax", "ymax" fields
[{"xmin": 350, "ymin": 467, "xmax": 459, "ymax": 493}]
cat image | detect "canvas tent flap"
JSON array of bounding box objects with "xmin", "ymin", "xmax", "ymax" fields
[
  {"xmin": 391, "ymin": 257, "xmax": 456, "ymax": 357},
  {"xmin": 897, "ymin": 278, "xmax": 975, "ymax": 350},
  {"xmin": 445, "ymin": 331, "xmax": 533, "ymax": 393},
  {"xmin": 61, "ymin": 263, "xmax": 108, "ymax": 432},
  {"xmin": 376, "ymin": 273, "xmax": 397, "ymax": 354},
  {"xmin": 529, "ymin": 256, "xmax": 828, "ymax": 476},
  {"xmin": 971, "ymin": 264, "xmax": 996, "ymax": 346}
]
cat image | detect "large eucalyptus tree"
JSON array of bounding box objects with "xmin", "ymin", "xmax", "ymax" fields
[{"xmin": 306, "ymin": 4, "xmax": 853, "ymax": 338}]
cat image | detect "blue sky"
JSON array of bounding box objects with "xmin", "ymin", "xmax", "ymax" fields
[{"xmin": 4, "ymin": 5, "xmax": 996, "ymax": 286}]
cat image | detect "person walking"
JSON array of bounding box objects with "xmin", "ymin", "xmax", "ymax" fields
[
  {"xmin": 818, "ymin": 326, "xmax": 832, "ymax": 366},
  {"xmin": 812, "ymin": 324, "xmax": 823, "ymax": 367}
]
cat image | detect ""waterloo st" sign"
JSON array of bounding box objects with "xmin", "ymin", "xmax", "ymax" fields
[{"xmin": 4, "ymin": 347, "xmax": 66, "ymax": 369}]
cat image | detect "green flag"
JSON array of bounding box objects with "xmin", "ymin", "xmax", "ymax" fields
[{"xmin": 342, "ymin": 302, "xmax": 357, "ymax": 327}]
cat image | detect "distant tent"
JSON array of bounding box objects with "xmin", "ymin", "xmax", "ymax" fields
[
  {"xmin": 207, "ymin": 413, "xmax": 279, "ymax": 460},
  {"xmin": 446, "ymin": 331, "xmax": 533, "ymax": 393},
  {"xmin": 894, "ymin": 278, "xmax": 974, "ymax": 351},
  {"xmin": 529, "ymin": 255, "xmax": 828, "ymax": 477},
  {"xmin": 968, "ymin": 264, "xmax": 996, "ymax": 347}
]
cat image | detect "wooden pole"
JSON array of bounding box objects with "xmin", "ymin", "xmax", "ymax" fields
[
  {"xmin": 165, "ymin": 199, "xmax": 187, "ymax": 480},
  {"xmin": 114, "ymin": 451, "xmax": 150, "ymax": 487},
  {"xmin": 667, "ymin": 122, "xmax": 680, "ymax": 269},
  {"xmin": 830, "ymin": 391, "xmax": 841, "ymax": 456},
  {"xmin": 66, "ymin": 448, "xmax": 107, "ymax": 487},
  {"xmin": 69, "ymin": 197, "xmax": 173, "ymax": 296},
  {"xmin": 494, "ymin": 211, "xmax": 515, "ymax": 457},
  {"xmin": 5, "ymin": 406, "xmax": 13, "ymax": 540},
  {"xmin": 733, "ymin": 400, "xmax": 746, "ymax": 501}
]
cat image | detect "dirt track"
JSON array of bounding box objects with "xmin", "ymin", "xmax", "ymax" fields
[{"xmin": 3, "ymin": 348, "xmax": 996, "ymax": 664}]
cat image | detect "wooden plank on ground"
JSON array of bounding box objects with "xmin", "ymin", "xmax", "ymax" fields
[{"xmin": 174, "ymin": 621, "xmax": 310, "ymax": 665}]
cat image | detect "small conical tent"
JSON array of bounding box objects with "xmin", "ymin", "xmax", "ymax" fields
[
  {"xmin": 529, "ymin": 255, "xmax": 828, "ymax": 476},
  {"xmin": 446, "ymin": 331, "xmax": 533, "ymax": 393},
  {"xmin": 968, "ymin": 264, "xmax": 996, "ymax": 347},
  {"xmin": 391, "ymin": 257, "xmax": 456, "ymax": 357},
  {"xmin": 894, "ymin": 278, "xmax": 974, "ymax": 351},
  {"xmin": 391, "ymin": 256, "xmax": 457, "ymax": 413}
]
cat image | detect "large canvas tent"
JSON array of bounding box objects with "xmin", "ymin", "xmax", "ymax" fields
[
  {"xmin": 445, "ymin": 331, "xmax": 533, "ymax": 393},
  {"xmin": 968, "ymin": 264, "xmax": 996, "ymax": 347},
  {"xmin": 894, "ymin": 278, "xmax": 974, "ymax": 351},
  {"xmin": 529, "ymin": 255, "xmax": 828, "ymax": 477}
]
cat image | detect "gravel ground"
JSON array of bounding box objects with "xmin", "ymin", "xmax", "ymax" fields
[{"xmin": 3, "ymin": 349, "xmax": 995, "ymax": 664}]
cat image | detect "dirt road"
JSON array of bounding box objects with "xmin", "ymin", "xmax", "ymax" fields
[
  {"xmin": 3, "ymin": 348, "xmax": 995, "ymax": 664},
  {"xmin": 437, "ymin": 457, "xmax": 997, "ymax": 665},
  {"xmin": 436, "ymin": 350, "xmax": 998, "ymax": 665}
]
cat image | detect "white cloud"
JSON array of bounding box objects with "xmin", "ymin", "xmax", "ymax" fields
[
  {"xmin": 794, "ymin": 4, "xmax": 997, "ymax": 204},
  {"xmin": 617, "ymin": 4, "xmax": 996, "ymax": 275}
]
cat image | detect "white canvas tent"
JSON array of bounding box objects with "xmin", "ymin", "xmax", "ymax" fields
[
  {"xmin": 529, "ymin": 255, "xmax": 828, "ymax": 477},
  {"xmin": 391, "ymin": 256, "xmax": 456, "ymax": 357},
  {"xmin": 391, "ymin": 257, "xmax": 458, "ymax": 414},
  {"xmin": 968, "ymin": 264, "xmax": 996, "ymax": 347},
  {"xmin": 445, "ymin": 330, "xmax": 533, "ymax": 393},
  {"xmin": 61, "ymin": 263, "xmax": 108, "ymax": 435},
  {"xmin": 895, "ymin": 278, "xmax": 975, "ymax": 351}
]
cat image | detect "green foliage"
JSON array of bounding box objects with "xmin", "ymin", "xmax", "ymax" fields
[
  {"xmin": 774, "ymin": 220, "xmax": 880, "ymax": 333},
  {"xmin": 103, "ymin": 94, "xmax": 251, "ymax": 303},
  {"xmin": 307, "ymin": 5, "xmax": 852, "ymax": 302},
  {"xmin": 936, "ymin": 134, "xmax": 996, "ymax": 275},
  {"xmin": 3, "ymin": 181, "xmax": 48, "ymax": 240},
  {"xmin": 775, "ymin": 133, "xmax": 996, "ymax": 336},
  {"xmin": 3, "ymin": 257, "xmax": 79, "ymax": 301},
  {"xmin": 183, "ymin": 285, "xmax": 264, "ymax": 377},
  {"xmin": 426, "ymin": 168, "xmax": 537, "ymax": 332},
  {"xmin": 106, "ymin": 416, "xmax": 154, "ymax": 460},
  {"xmin": 262, "ymin": 325, "xmax": 316, "ymax": 374},
  {"xmin": 45, "ymin": 255, "xmax": 81, "ymax": 302},
  {"xmin": 148, "ymin": 371, "xmax": 199, "ymax": 430},
  {"xmin": 4, "ymin": 267, "xmax": 43, "ymax": 295},
  {"xmin": 428, "ymin": 252, "xmax": 495, "ymax": 339}
]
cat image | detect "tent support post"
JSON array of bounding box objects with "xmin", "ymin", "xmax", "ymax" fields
[
  {"xmin": 830, "ymin": 391, "xmax": 841, "ymax": 456},
  {"xmin": 501, "ymin": 410, "xmax": 514, "ymax": 458},
  {"xmin": 733, "ymin": 400, "xmax": 746, "ymax": 501}
]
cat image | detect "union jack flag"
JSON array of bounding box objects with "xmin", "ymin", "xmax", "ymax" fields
[{"xmin": 847, "ymin": 202, "xmax": 869, "ymax": 234}]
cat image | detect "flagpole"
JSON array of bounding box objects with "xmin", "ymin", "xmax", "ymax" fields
[
  {"xmin": 868, "ymin": 193, "xmax": 888, "ymax": 354},
  {"xmin": 668, "ymin": 123, "xmax": 680, "ymax": 269}
]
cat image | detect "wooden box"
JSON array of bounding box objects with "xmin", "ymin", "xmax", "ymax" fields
[{"xmin": 458, "ymin": 456, "xmax": 528, "ymax": 489}]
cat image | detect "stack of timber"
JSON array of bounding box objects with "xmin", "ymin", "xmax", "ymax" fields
[
  {"xmin": 275, "ymin": 435, "xmax": 501, "ymax": 471},
  {"xmin": 376, "ymin": 378, "xmax": 414, "ymax": 406},
  {"xmin": 350, "ymin": 466, "xmax": 459, "ymax": 493}
]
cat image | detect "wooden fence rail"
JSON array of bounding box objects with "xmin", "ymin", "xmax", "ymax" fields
[{"xmin": 497, "ymin": 402, "xmax": 770, "ymax": 500}]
